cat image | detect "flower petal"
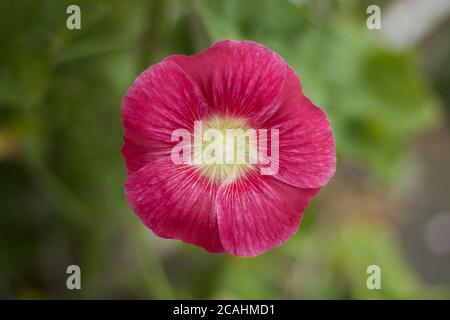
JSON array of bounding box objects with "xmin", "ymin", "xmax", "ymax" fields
[
  {"xmin": 167, "ymin": 40, "xmax": 287, "ymax": 121},
  {"xmin": 121, "ymin": 139, "xmax": 159, "ymax": 176},
  {"xmin": 216, "ymin": 172, "xmax": 319, "ymax": 256},
  {"xmin": 122, "ymin": 60, "xmax": 209, "ymax": 174},
  {"xmin": 254, "ymin": 67, "xmax": 336, "ymax": 188},
  {"xmin": 125, "ymin": 157, "xmax": 224, "ymax": 253}
]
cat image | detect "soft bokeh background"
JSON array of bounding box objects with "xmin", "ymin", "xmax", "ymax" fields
[{"xmin": 1, "ymin": 0, "xmax": 450, "ymax": 299}]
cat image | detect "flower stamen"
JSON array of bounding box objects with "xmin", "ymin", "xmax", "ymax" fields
[{"xmin": 193, "ymin": 116, "xmax": 256, "ymax": 183}]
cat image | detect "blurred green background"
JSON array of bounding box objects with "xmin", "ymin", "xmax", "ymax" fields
[{"xmin": 1, "ymin": 0, "xmax": 450, "ymax": 299}]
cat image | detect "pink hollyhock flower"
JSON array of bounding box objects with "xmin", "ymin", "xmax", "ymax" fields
[{"xmin": 122, "ymin": 40, "xmax": 336, "ymax": 256}]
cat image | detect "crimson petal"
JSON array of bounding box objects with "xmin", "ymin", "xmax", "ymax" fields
[
  {"xmin": 167, "ymin": 40, "xmax": 287, "ymax": 122},
  {"xmin": 122, "ymin": 60, "xmax": 209, "ymax": 174},
  {"xmin": 254, "ymin": 67, "xmax": 336, "ymax": 188},
  {"xmin": 216, "ymin": 172, "xmax": 319, "ymax": 256},
  {"xmin": 125, "ymin": 157, "xmax": 224, "ymax": 253}
]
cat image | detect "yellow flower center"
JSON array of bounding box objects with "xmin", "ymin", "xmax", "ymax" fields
[{"xmin": 193, "ymin": 116, "xmax": 257, "ymax": 183}]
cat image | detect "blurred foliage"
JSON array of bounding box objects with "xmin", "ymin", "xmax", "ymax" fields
[
  {"xmin": 193, "ymin": 0, "xmax": 439, "ymax": 180},
  {"xmin": 0, "ymin": 0, "xmax": 448, "ymax": 299}
]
